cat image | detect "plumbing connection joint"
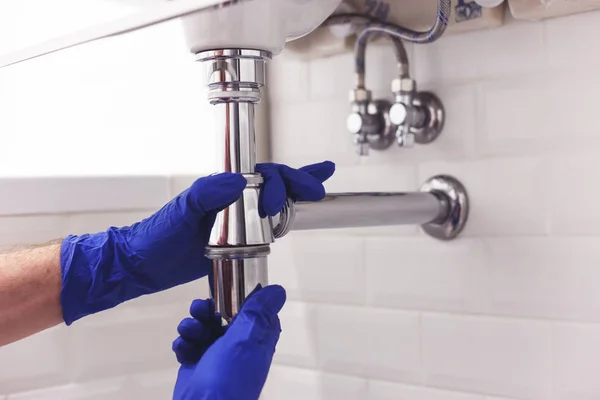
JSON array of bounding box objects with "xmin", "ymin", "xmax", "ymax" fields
[
  {"xmin": 197, "ymin": 50, "xmax": 466, "ymax": 324},
  {"xmin": 348, "ymin": 28, "xmax": 445, "ymax": 156},
  {"xmin": 347, "ymin": 79, "xmax": 445, "ymax": 155}
]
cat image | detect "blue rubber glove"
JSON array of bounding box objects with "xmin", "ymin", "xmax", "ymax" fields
[
  {"xmin": 256, "ymin": 161, "xmax": 336, "ymax": 217},
  {"xmin": 173, "ymin": 284, "xmax": 286, "ymax": 400},
  {"xmin": 60, "ymin": 161, "xmax": 334, "ymax": 325}
]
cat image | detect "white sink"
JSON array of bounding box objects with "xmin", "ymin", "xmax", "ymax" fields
[
  {"xmin": 181, "ymin": 0, "xmax": 342, "ymax": 56},
  {"xmin": 0, "ymin": 0, "xmax": 341, "ymax": 68}
]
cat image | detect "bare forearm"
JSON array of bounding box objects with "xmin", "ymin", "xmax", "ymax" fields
[{"xmin": 0, "ymin": 241, "xmax": 63, "ymax": 347}]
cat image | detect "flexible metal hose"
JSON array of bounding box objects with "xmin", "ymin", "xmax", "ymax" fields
[
  {"xmin": 323, "ymin": 12, "xmax": 380, "ymax": 26},
  {"xmin": 326, "ymin": 0, "xmax": 451, "ymax": 87},
  {"xmin": 325, "ymin": 1, "xmax": 451, "ymax": 45},
  {"xmin": 357, "ymin": 33, "xmax": 410, "ymax": 87}
]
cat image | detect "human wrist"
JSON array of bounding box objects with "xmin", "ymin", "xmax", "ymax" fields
[{"xmin": 0, "ymin": 241, "xmax": 63, "ymax": 346}]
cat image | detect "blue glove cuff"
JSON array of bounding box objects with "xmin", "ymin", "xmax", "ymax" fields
[{"xmin": 60, "ymin": 229, "xmax": 137, "ymax": 325}]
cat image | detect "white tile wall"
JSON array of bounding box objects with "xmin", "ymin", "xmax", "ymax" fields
[
  {"xmin": 7, "ymin": 379, "xmax": 124, "ymax": 400},
  {"xmin": 69, "ymin": 304, "xmax": 183, "ymax": 382},
  {"xmin": 549, "ymin": 154, "xmax": 600, "ymax": 235},
  {"xmin": 544, "ymin": 10, "xmax": 600, "ymax": 69},
  {"xmin": 266, "ymin": 8, "xmax": 600, "ymax": 400},
  {"xmin": 413, "ymin": 18, "xmax": 545, "ymax": 86},
  {"xmin": 0, "ymin": 177, "xmax": 169, "ymax": 216},
  {"xmin": 272, "ymin": 301, "xmax": 319, "ymax": 368},
  {"xmin": 316, "ymin": 306, "xmax": 422, "ymax": 383},
  {"xmin": 478, "ymin": 71, "xmax": 600, "ymax": 157},
  {"xmin": 0, "ymin": 215, "xmax": 67, "ymax": 248},
  {"xmin": 7, "ymin": 369, "xmax": 176, "ymax": 400},
  {"xmin": 0, "ymin": 325, "xmax": 71, "ymax": 394},
  {"xmin": 365, "ymin": 238, "xmax": 488, "ymax": 314},
  {"xmin": 422, "ymin": 314, "xmax": 552, "ymax": 399},
  {"xmin": 485, "ymin": 397, "xmax": 521, "ymax": 400},
  {"xmin": 126, "ymin": 369, "xmax": 177, "ymax": 400},
  {"xmin": 262, "ymin": 366, "xmax": 368, "ymax": 400},
  {"xmin": 484, "ymin": 238, "xmax": 600, "ymax": 322},
  {"xmin": 270, "ymin": 235, "xmax": 365, "ymax": 304},
  {"xmin": 270, "ymin": 99, "xmax": 358, "ymax": 167},
  {"xmin": 367, "ymin": 380, "xmax": 486, "ymax": 400},
  {"xmin": 553, "ymin": 322, "xmax": 600, "ymax": 400}
]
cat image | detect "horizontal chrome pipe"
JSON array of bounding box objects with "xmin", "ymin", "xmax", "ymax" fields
[
  {"xmin": 273, "ymin": 175, "xmax": 469, "ymax": 240},
  {"xmin": 292, "ymin": 192, "xmax": 447, "ymax": 230}
]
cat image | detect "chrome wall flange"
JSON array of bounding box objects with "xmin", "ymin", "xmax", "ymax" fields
[
  {"xmin": 412, "ymin": 91, "xmax": 445, "ymax": 145},
  {"xmin": 420, "ymin": 175, "xmax": 469, "ymax": 240}
]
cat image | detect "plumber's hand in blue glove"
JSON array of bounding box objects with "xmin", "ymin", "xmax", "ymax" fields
[
  {"xmin": 59, "ymin": 161, "xmax": 334, "ymax": 325},
  {"xmin": 173, "ymin": 284, "xmax": 286, "ymax": 400}
]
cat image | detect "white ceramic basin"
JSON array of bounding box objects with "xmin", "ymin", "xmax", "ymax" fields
[
  {"xmin": 181, "ymin": 0, "xmax": 342, "ymax": 55},
  {"xmin": 0, "ymin": 0, "xmax": 341, "ymax": 67}
]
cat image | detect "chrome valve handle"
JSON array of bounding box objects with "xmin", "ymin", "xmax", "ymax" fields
[{"xmin": 346, "ymin": 88, "xmax": 396, "ymax": 156}]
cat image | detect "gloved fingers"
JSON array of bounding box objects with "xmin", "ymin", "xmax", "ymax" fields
[
  {"xmin": 177, "ymin": 317, "xmax": 211, "ymax": 342},
  {"xmin": 185, "ymin": 173, "xmax": 247, "ymax": 218},
  {"xmin": 246, "ymin": 283, "xmax": 263, "ymax": 299},
  {"xmin": 256, "ymin": 163, "xmax": 326, "ymax": 216},
  {"xmin": 227, "ymin": 285, "xmax": 286, "ymax": 343},
  {"xmin": 172, "ymin": 336, "xmax": 207, "ymax": 364},
  {"xmin": 190, "ymin": 298, "xmax": 216, "ymax": 321},
  {"xmin": 256, "ymin": 162, "xmax": 335, "ymax": 217},
  {"xmin": 225, "ymin": 284, "xmax": 263, "ymax": 328},
  {"xmin": 256, "ymin": 164, "xmax": 287, "ymax": 218},
  {"xmin": 242, "ymin": 284, "xmax": 286, "ymax": 321},
  {"xmin": 189, "ymin": 298, "xmax": 223, "ymax": 338},
  {"xmin": 278, "ymin": 164, "xmax": 326, "ymax": 202},
  {"xmin": 265, "ymin": 315, "xmax": 282, "ymax": 351},
  {"xmin": 298, "ymin": 161, "xmax": 336, "ymax": 183}
]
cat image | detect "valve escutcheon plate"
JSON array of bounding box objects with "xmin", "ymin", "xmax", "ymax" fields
[{"xmin": 413, "ymin": 91, "xmax": 445, "ymax": 145}]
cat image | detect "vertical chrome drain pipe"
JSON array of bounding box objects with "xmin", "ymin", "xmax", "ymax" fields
[{"xmin": 196, "ymin": 49, "xmax": 273, "ymax": 323}]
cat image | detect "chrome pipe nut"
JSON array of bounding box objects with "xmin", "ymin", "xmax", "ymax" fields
[
  {"xmin": 349, "ymin": 88, "xmax": 372, "ymax": 103},
  {"xmin": 391, "ymin": 77, "xmax": 416, "ymax": 94}
]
